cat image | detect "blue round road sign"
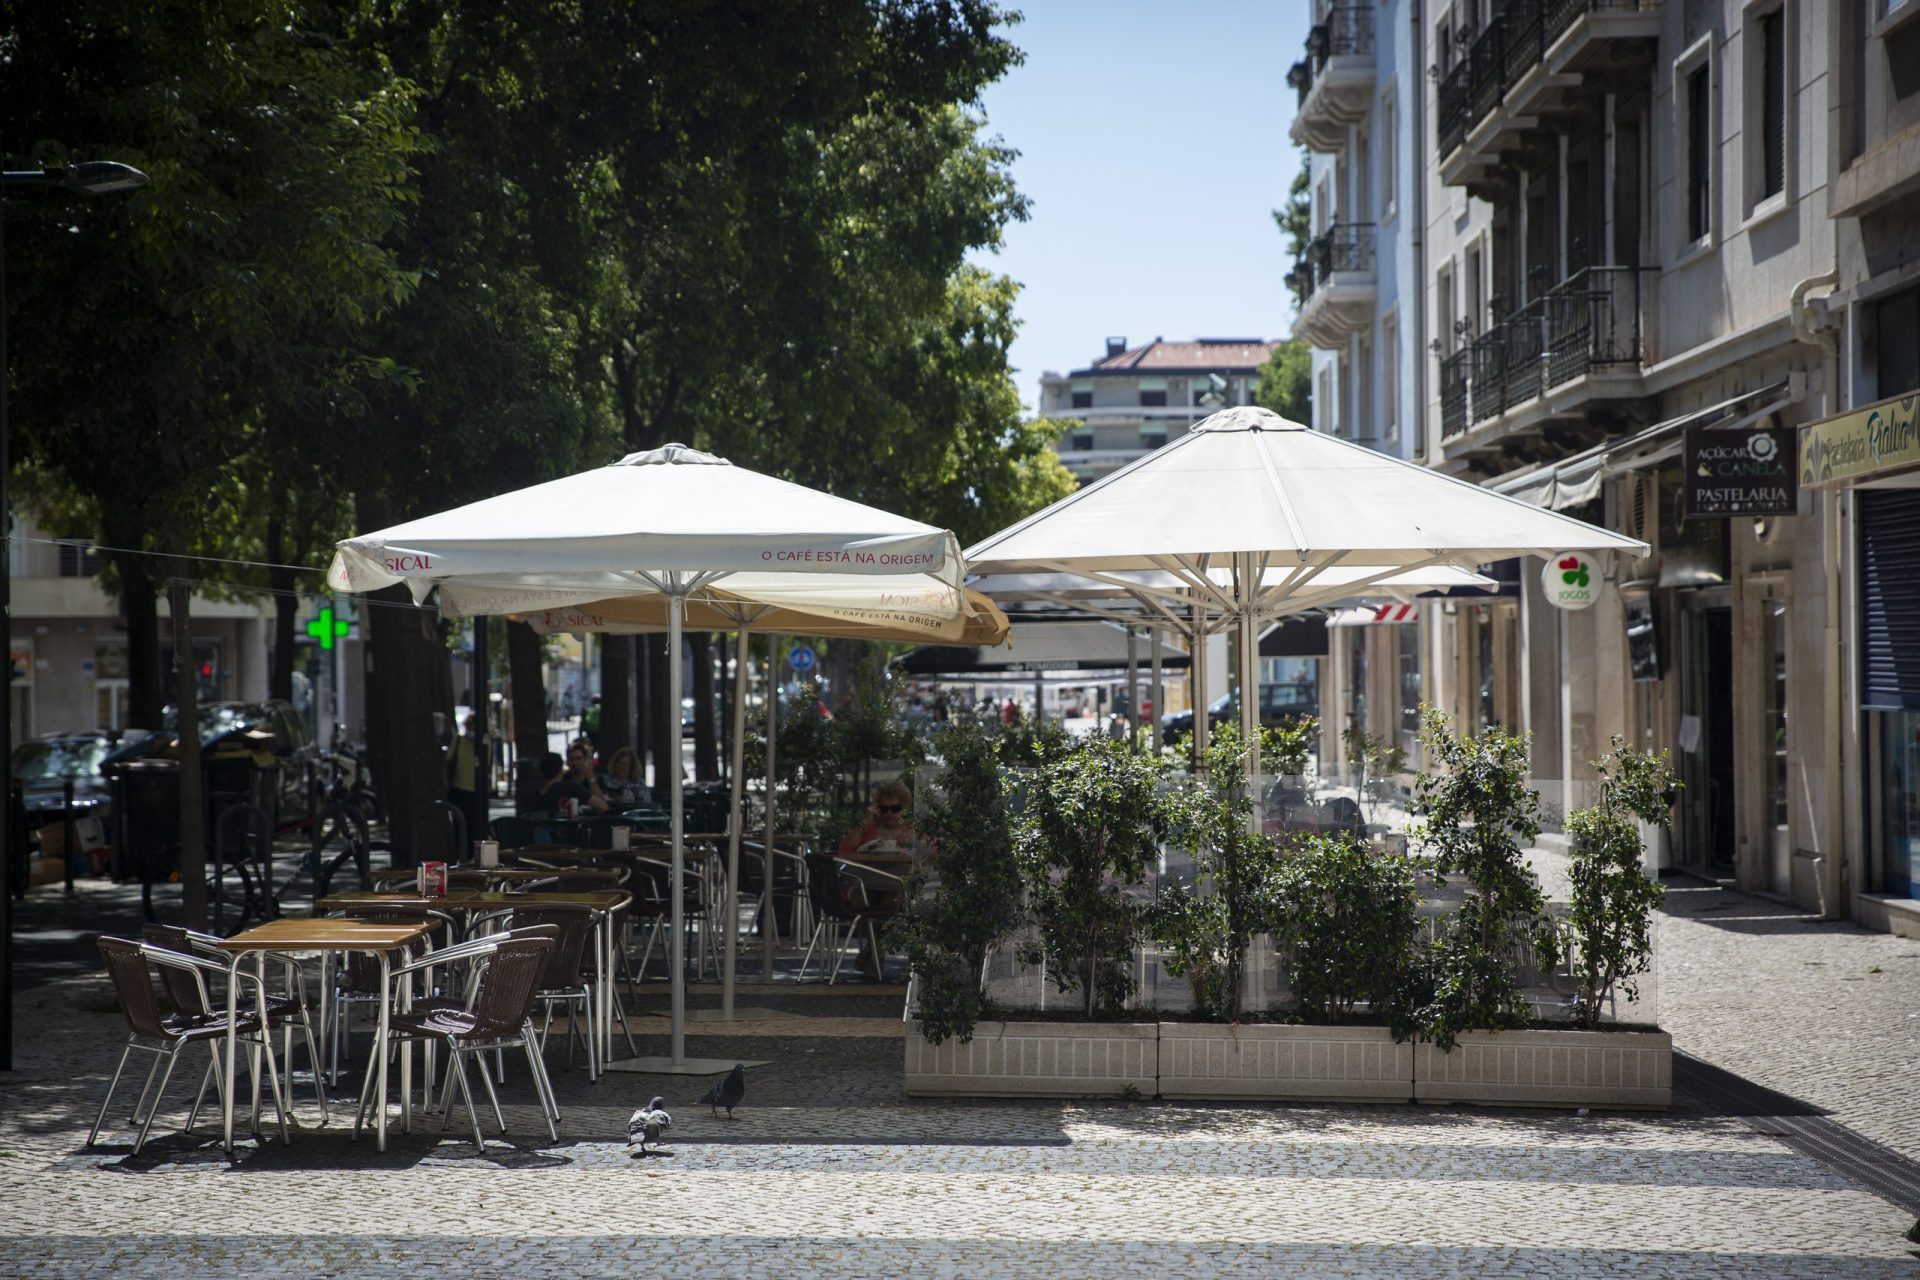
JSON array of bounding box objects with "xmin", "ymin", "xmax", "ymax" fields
[{"xmin": 788, "ymin": 645, "xmax": 816, "ymax": 672}]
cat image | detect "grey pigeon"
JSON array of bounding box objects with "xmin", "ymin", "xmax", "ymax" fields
[
  {"xmin": 627, "ymin": 1096, "xmax": 672, "ymax": 1153},
  {"xmin": 699, "ymin": 1064, "xmax": 746, "ymax": 1119}
]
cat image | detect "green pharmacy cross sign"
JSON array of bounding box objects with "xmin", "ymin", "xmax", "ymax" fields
[{"xmin": 306, "ymin": 606, "xmax": 350, "ymax": 650}]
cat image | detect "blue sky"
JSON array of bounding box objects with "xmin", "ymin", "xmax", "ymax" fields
[{"xmin": 968, "ymin": 1, "xmax": 1312, "ymax": 410}]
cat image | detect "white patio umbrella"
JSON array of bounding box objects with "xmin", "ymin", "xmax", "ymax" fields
[
  {"xmin": 964, "ymin": 407, "xmax": 1647, "ymax": 777},
  {"xmin": 327, "ymin": 443, "xmax": 968, "ymax": 1068}
]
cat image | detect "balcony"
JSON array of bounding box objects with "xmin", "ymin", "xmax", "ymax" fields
[
  {"xmin": 1288, "ymin": 6, "xmax": 1376, "ymax": 152},
  {"xmin": 1439, "ymin": 265, "xmax": 1650, "ymax": 460},
  {"xmin": 1290, "ymin": 223, "xmax": 1377, "ymax": 350},
  {"xmin": 1438, "ymin": 0, "xmax": 1660, "ymax": 195}
]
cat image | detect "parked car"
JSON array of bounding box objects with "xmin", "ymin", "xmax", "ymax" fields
[
  {"xmin": 1160, "ymin": 685, "xmax": 1320, "ymax": 747},
  {"xmin": 11, "ymin": 731, "xmax": 154, "ymax": 867}
]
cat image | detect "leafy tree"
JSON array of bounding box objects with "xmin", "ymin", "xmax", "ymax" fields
[
  {"xmin": 1273, "ymin": 147, "xmax": 1312, "ymax": 306},
  {"xmin": 1562, "ymin": 740, "xmax": 1675, "ymax": 1029},
  {"xmin": 1271, "ymin": 833, "xmax": 1421, "ymax": 1028},
  {"xmin": 899, "ymin": 721, "xmax": 1024, "ymax": 1044},
  {"xmin": 1016, "ymin": 735, "xmax": 1175, "ymax": 1018},
  {"xmin": 1253, "ymin": 340, "xmax": 1312, "ymax": 424},
  {"xmin": 1409, "ymin": 709, "xmax": 1555, "ymax": 1048}
]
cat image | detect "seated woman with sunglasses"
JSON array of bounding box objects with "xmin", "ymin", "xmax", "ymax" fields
[{"xmin": 835, "ymin": 781, "xmax": 917, "ymax": 979}]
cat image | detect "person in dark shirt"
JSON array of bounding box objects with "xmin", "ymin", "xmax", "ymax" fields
[{"xmin": 538, "ymin": 744, "xmax": 607, "ymax": 814}]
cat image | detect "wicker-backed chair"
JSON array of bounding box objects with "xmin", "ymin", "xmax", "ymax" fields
[
  {"xmin": 797, "ymin": 854, "xmax": 898, "ymax": 984},
  {"xmin": 325, "ymin": 906, "xmax": 456, "ymax": 1085},
  {"xmin": 359, "ymin": 935, "xmax": 559, "ymax": 1149},
  {"xmin": 142, "ymin": 924, "xmax": 328, "ymax": 1123},
  {"xmin": 90, "ymin": 937, "xmax": 288, "ymax": 1154}
]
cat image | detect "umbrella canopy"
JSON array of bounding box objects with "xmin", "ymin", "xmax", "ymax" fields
[
  {"xmin": 519, "ymin": 587, "xmax": 1010, "ymax": 645},
  {"xmin": 965, "ymin": 407, "xmax": 1646, "ymax": 772},
  {"xmin": 326, "ymin": 442, "xmax": 971, "ymax": 1068}
]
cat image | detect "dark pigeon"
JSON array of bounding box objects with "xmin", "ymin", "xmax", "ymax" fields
[
  {"xmin": 627, "ymin": 1096, "xmax": 672, "ymax": 1154},
  {"xmin": 699, "ymin": 1064, "xmax": 746, "ymax": 1119}
]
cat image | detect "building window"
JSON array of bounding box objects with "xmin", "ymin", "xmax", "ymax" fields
[
  {"xmin": 57, "ymin": 540, "xmax": 102, "ymax": 578},
  {"xmin": 1685, "ymin": 61, "xmax": 1713, "ymax": 244},
  {"xmin": 1139, "ymin": 388, "xmax": 1167, "ymax": 407},
  {"xmin": 1141, "ymin": 429, "xmax": 1167, "ymax": 450},
  {"xmin": 1070, "ymin": 390, "xmax": 1092, "ymax": 410},
  {"xmin": 1436, "ymin": 266, "xmax": 1456, "ymax": 356},
  {"xmin": 1398, "ymin": 622, "xmax": 1421, "ymax": 739},
  {"xmin": 1759, "ymin": 8, "xmax": 1785, "ymax": 200},
  {"xmin": 1380, "ymin": 84, "xmax": 1397, "ymax": 220},
  {"xmin": 1070, "ymin": 431, "xmax": 1093, "ymax": 451},
  {"xmin": 1381, "ymin": 313, "xmax": 1399, "ymax": 440},
  {"xmin": 1875, "ymin": 286, "xmax": 1920, "ymax": 398}
]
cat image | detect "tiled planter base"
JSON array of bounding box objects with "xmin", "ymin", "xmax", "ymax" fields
[
  {"xmin": 904, "ymin": 1020, "xmax": 1157, "ymax": 1098},
  {"xmin": 1412, "ymin": 1028, "xmax": 1672, "ymax": 1109},
  {"xmin": 1158, "ymin": 1022, "xmax": 1413, "ymax": 1102}
]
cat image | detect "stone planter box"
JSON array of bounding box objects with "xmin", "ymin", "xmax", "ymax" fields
[
  {"xmin": 1159, "ymin": 1022, "xmax": 1413, "ymax": 1103},
  {"xmin": 904, "ymin": 1020, "xmax": 1157, "ymax": 1098},
  {"xmin": 1412, "ymin": 1028, "xmax": 1672, "ymax": 1109}
]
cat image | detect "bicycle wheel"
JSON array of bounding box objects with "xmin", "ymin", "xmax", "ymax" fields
[{"xmin": 207, "ymin": 858, "xmax": 258, "ymax": 936}]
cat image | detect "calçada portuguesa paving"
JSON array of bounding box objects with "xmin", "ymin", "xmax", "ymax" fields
[{"xmin": 2, "ymin": 859, "xmax": 1916, "ymax": 1279}]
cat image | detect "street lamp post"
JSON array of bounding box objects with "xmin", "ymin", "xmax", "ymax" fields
[{"xmin": 1, "ymin": 152, "xmax": 150, "ymax": 1071}]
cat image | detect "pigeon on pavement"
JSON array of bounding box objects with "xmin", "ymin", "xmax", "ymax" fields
[
  {"xmin": 627, "ymin": 1096, "xmax": 672, "ymax": 1154},
  {"xmin": 699, "ymin": 1064, "xmax": 746, "ymax": 1119}
]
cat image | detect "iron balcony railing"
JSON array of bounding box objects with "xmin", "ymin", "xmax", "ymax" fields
[
  {"xmin": 1502, "ymin": 297, "xmax": 1548, "ymax": 408},
  {"xmin": 1545, "ymin": 266, "xmax": 1647, "ymax": 387},
  {"xmin": 1466, "ymin": 16, "xmax": 1507, "ymax": 136},
  {"xmin": 1440, "ymin": 349, "xmax": 1471, "ymax": 440},
  {"xmin": 1298, "ymin": 222, "xmax": 1377, "ymax": 301},
  {"xmin": 1505, "ymin": 0, "xmax": 1546, "ymax": 86},
  {"xmin": 1287, "ymin": 59, "xmax": 1311, "ymax": 109},
  {"xmin": 1438, "ymin": 54, "xmax": 1471, "ymax": 157},
  {"xmin": 1306, "ymin": 5, "xmax": 1375, "ymax": 76},
  {"xmin": 1470, "ymin": 326, "xmax": 1507, "ymax": 426}
]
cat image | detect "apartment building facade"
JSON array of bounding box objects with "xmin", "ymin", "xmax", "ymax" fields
[
  {"xmin": 1288, "ymin": 0, "xmax": 1431, "ymax": 769},
  {"xmin": 1037, "ymin": 337, "xmax": 1278, "ymax": 487},
  {"xmin": 1396, "ymin": 0, "xmax": 1920, "ymax": 931}
]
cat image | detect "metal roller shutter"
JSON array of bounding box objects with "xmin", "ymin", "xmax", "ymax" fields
[{"xmin": 1859, "ymin": 489, "xmax": 1920, "ymax": 711}]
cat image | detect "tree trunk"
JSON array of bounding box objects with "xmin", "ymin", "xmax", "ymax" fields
[
  {"xmin": 648, "ymin": 634, "xmax": 676, "ymax": 791},
  {"xmin": 170, "ymin": 573, "xmax": 206, "ymax": 929},
  {"xmin": 633, "ymin": 633, "xmax": 650, "ymax": 784},
  {"xmin": 109, "ymin": 542, "xmax": 164, "ymax": 731},
  {"xmin": 599, "ymin": 628, "xmax": 630, "ymax": 757},
  {"xmin": 361, "ymin": 579, "xmax": 447, "ymax": 867},
  {"xmin": 506, "ymin": 620, "xmax": 548, "ymax": 813},
  {"xmin": 691, "ymin": 631, "xmax": 717, "ymax": 781},
  {"xmin": 265, "ymin": 510, "xmax": 297, "ymax": 705}
]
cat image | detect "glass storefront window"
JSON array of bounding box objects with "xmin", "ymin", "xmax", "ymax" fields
[
  {"xmin": 1876, "ymin": 710, "xmax": 1920, "ymax": 897},
  {"xmin": 1398, "ymin": 622, "xmax": 1421, "ymax": 737}
]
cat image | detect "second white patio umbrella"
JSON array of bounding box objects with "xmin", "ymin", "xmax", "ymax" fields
[
  {"xmin": 327, "ymin": 443, "xmax": 968, "ymax": 1068},
  {"xmin": 965, "ymin": 407, "xmax": 1647, "ymax": 777}
]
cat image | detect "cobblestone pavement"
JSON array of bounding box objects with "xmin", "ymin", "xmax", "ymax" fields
[
  {"xmin": 5, "ymin": 872, "xmax": 1918, "ymax": 1277},
  {"xmin": 1528, "ymin": 849, "xmax": 1920, "ymax": 1165}
]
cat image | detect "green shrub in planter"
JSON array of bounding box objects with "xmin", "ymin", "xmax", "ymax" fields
[
  {"xmin": 1016, "ymin": 734, "xmax": 1175, "ymax": 1019},
  {"xmin": 1150, "ymin": 725, "xmax": 1287, "ymax": 1022},
  {"xmin": 1271, "ymin": 832, "xmax": 1422, "ymax": 1029},
  {"xmin": 1563, "ymin": 739, "xmax": 1675, "ymax": 1030},
  {"xmin": 1409, "ymin": 708, "xmax": 1555, "ymax": 1049},
  {"xmin": 899, "ymin": 723, "xmax": 1025, "ymax": 1045},
  {"xmin": 1261, "ymin": 716, "xmax": 1319, "ymax": 778}
]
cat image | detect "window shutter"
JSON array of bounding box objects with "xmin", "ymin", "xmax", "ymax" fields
[
  {"xmin": 1761, "ymin": 10, "xmax": 1785, "ymax": 198},
  {"xmin": 1859, "ymin": 489, "xmax": 1920, "ymax": 712}
]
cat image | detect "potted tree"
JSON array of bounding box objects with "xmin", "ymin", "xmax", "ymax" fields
[
  {"xmin": 900, "ymin": 723, "xmax": 1031, "ymax": 1093},
  {"xmin": 956, "ymin": 734, "xmax": 1170, "ymax": 1097},
  {"xmin": 1410, "ymin": 713, "xmax": 1672, "ymax": 1108}
]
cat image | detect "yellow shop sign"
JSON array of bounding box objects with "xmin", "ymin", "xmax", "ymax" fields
[{"xmin": 1799, "ymin": 392, "xmax": 1920, "ymax": 488}]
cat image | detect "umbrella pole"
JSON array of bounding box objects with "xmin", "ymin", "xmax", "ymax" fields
[
  {"xmin": 1151, "ymin": 627, "xmax": 1164, "ymax": 757},
  {"xmin": 1126, "ymin": 626, "xmax": 1139, "ymax": 751},
  {"xmin": 1191, "ymin": 600, "xmax": 1209, "ymax": 770},
  {"xmin": 762, "ymin": 635, "xmax": 779, "ymax": 982},
  {"xmin": 669, "ymin": 594, "xmax": 686, "ymax": 1065},
  {"xmin": 722, "ymin": 625, "xmax": 749, "ymax": 1017},
  {"xmin": 1237, "ymin": 555, "xmax": 1261, "ymax": 830}
]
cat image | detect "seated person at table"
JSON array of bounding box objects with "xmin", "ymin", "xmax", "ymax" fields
[
  {"xmin": 598, "ymin": 746, "xmax": 651, "ymax": 808},
  {"xmin": 538, "ymin": 745, "xmax": 608, "ymax": 815},
  {"xmin": 838, "ymin": 781, "xmax": 915, "ymax": 861}
]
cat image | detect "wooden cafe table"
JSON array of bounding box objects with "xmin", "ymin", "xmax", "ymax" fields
[
  {"xmin": 318, "ymin": 888, "xmax": 632, "ymax": 1072},
  {"xmin": 215, "ymin": 917, "xmax": 433, "ymax": 1153}
]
